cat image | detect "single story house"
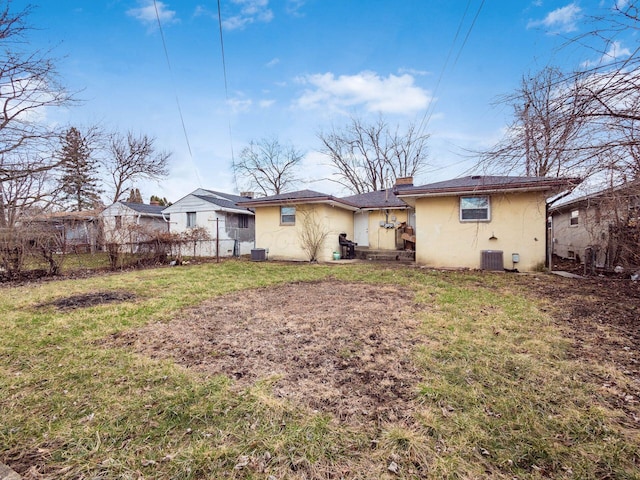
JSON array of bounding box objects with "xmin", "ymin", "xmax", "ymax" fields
[
  {"xmin": 161, "ymin": 189, "xmax": 255, "ymax": 257},
  {"xmin": 100, "ymin": 201, "xmax": 167, "ymax": 247},
  {"xmin": 239, "ymin": 176, "xmax": 578, "ymax": 271},
  {"xmin": 396, "ymin": 175, "xmax": 578, "ymax": 271},
  {"xmin": 29, "ymin": 209, "xmax": 102, "ymax": 253},
  {"xmin": 237, "ymin": 190, "xmax": 358, "ymax": 262},
  {"xmin": 549, "ymin": 181, "xmax": 640, "ymax": 269}
]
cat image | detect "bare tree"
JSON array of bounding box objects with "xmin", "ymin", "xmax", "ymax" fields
[
  {"xmin": 478, "ymin": 68, "xmax": 593, "ymax": 178},
  {"xmin": 318, "ymin": 115, "xmax": 429, "ymax": 194},
  {"xmin": 297, "ymin": 208, "xmax": 328, "ymax": 262},
  {"xmin": 0, "ymin": 2, "xmax": 73, "ymax": 183},
  {"xmin": 233, "ymin": 137, "xmax": 303, "ymax": 196},
  {"xmin": 105, "ymin": 131, "xmax": 171, "ymax": 204},
  {"xmin": 0, "ymin": 155, "xmax": 56, "ymax": 228},
  {"xmin": 479, "ymin": 3, "xmax": 640, "ymax": 184}
]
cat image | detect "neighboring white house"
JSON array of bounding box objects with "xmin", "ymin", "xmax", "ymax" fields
[
  {"xmin": 162, "ymin": 189, "xmax": 255, "ymax": 257},
  {"xmin": 100, "ymin": 202, "xmax": 168, "ymax": 247}
]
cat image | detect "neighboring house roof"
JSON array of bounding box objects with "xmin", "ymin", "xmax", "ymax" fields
[
  {"xmin": 340, "ymin": 188, "xmax": 409, "ymax": 209},
  {"xmin": 192, "ymin": 195, "xmax": 254, "ymax": 215},
  {"xmin": 396, "ymin": 175, "xmax": 580, "ymax": 199},
  {"xmin": 237, "ymin": 189, "xmax": 359, "ymax": 211},
  {"xmin": 30, "ymin": 209, "xmax": 102, "ymax": 222},
  {"xmin": 161, "ymin": 189, "xmax": 255, "ymax": 215},
  {"xmin": 119, "ymin": 202, "xmax": 165, "ymax": 217},
  {"xmin": 549, "ymin": 180, "xmax": 640, "ymax": 214}
]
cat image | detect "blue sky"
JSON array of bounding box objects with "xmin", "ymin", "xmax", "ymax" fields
[{"xmin": 17, "ymin": 0, "xmax": 632, "ymax": 202}]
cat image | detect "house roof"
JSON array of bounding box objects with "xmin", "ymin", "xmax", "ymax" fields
[
  {"xmin": 237, "ymin": 189, "xmax": 359, "ymax": 211},
  {"xmin": 549, "ymin": 180, "xmax": 640, "ymax": 213},
  {"xmin": 396, "ymin": 175, "xmax": 580, "ymax": 199},
  {"xmin": 192, "ymin": 194, "xmax": 254, "ymax": 214},
  {"xmin": 197, "ymin": 189, "xmax": 254, "ymax": 205},
  {"xmin": 30, "ymin": 209, "xmax": 103, "ymax": 223},
  {"xmin": 340, "ymin": 188, "xmax": 409, "ymax": 209},
  {"xmin": 120, "ymin": 202, "xmax": 165, "ymax": 216}
]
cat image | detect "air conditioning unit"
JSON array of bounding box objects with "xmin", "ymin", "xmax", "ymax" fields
[
  {"xmin": 481, "ymin": 250, "xmax": 504, "ymax": 271},
  {"xmin": 251, "ymin": 248, "xmax": 267, "ymax": 261}
]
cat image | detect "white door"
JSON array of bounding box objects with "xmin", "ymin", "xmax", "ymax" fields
[{"xmin": 354, "ymin": 212, "xmax": 369, "ymax": 247}]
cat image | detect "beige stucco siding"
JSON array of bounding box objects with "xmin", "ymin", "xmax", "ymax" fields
[
  {"xmin": 254, "ymin": 204, "xmax": 353, "ymax": 262},
  {"xmin": 365, "ymin": 209, "xmax": 409, "ymax": 250},
  {"xmin": 414, "ymin": 192, "xmax": 547, "ymax": 271}
]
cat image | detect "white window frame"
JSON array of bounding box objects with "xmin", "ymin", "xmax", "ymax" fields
[
  {"xmin": 570, "ymin": 209, "xmax": 579, "ymax": 227},
  {"xmin": 186, "ymin": 211, "xmax": 197, "ymax": 228},
  {"xmin": 460, "ymin": 196, "xmax": 491, "ymax": 222},
  {"xmin": 280, "ymin": 206, "xmax": 296, "ymax": 225}
]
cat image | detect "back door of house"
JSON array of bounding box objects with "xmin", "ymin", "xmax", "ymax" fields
[{"xmin": 354, "ymin": 212, "xmax": 369, "ymax": 247}]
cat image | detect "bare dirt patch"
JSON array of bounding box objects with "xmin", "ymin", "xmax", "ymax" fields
[
  {"xmin": 107, "ymin": 281, "xmax": 426, "ymax": 424},
  {"xmin": 39, "ymin": 291, "xmax": 135, "ymax": 310}
]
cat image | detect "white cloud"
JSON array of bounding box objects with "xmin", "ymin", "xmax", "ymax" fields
[
  {"xmin": 266, "ymin": 58, "xmax": 280, "ymax": 68},
  {"xmin": 223, "ymin": 0, "xmax": 274, "ymax": 31},
  {"xmin": 581, "ymin": 40, "xmax": 631, "ymax": 67},
  {"xmin": 226, "ymin": 97, "xmax": 253, "ymax": 113},
  {"xmin": 294, "ymin": 71, "xmax": 432, "ymax": 115},
  {"xmin": 527, "ymin": 3, "xmax": 582, "ymax": 33},
  {"xmin": 127, "ymin": 1, "xmax": 177, "ymax": 26},
  {"xmin": 259, "ymin": 99, "xmax": 275, "ymax": 108}
]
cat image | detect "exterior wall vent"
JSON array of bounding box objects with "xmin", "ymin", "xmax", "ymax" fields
[{"xmin": 480, "ymin": 250, "xmax": 504, "ymax": 271}]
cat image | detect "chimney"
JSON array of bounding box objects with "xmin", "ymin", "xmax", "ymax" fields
[
  {"xmin": 394, "ymin": 176, "xmax": 413, "ymax": 187},
  {"xmin": 241, "ymin": 191, "xmax": 255, "ymax": 199}
]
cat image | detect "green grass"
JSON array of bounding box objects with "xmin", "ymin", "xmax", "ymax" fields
[{"xmin": 1, "ymin": 261, "xmax": 638, "ymax": 479}]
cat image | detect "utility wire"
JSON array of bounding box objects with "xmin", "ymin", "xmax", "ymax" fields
[
  {"xmin": 152, "ymin": 0, "xmax": 201, "ymax": 185},
  {"xmin": 418, "ymin": 0, "xmax": 485, "ymax": 138},
  {"xmin": 217, "ymin": 0, "xmax": 237, "ymax": 186}
]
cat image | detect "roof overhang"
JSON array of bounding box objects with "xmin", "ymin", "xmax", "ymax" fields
[{"xmin": 238, "ymin": 197, "xmax": 359, "ymax": 212}]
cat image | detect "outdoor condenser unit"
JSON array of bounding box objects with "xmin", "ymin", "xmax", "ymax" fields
[
  {"xmin": 250, "ymin": 248, "xmax": 267, "ymax": 261},
  {"xmin": 480, "ymin": 250, "xmax": 504, "ymax": 271}
]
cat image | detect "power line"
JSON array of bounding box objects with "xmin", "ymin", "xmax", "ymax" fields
[
  {"xmin": 152, "ymin": 0, "xmax": 201, "ymax": 186},
  {"xmin": 418, "ymin": 1, "xmax": 486, "ymax": 138},
  {"xmin": 217, "ymin": 0, "xmax": 237, "ymax": 186}
]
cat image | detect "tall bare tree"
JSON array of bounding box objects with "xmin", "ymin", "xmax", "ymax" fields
[
  {"xmin": 318, "ymin": 116, "xmax": 429, "ymax": 194},
  {"xmin": 479, "ymin": 3, "xmax": 640, "ymax": 184},
  {"xmin": 0, "ymin": 2, "xmax": 72, "ymax": 183},
  {"xmin": 233, "ymin": 137, "xmax": 303, "ymax": 196},
  {"xmin": 477, "ymin": 68, "xmax": 592, "ymax": 178},
  {"xmin": 0, "ymin": 1, "xmax": 73, "ymax": 228},
  {"xmin": 104, "ymin": 131, "xmax": 171, "ymax": 204}
]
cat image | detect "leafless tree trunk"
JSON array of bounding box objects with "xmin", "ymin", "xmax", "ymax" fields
[
  {"xmin": 318, "ymin": 115, "xmax": 429, "ymax": 194},
  {"xmin": 233, "ymin": 137, "xmax": 303, "ymax": 196}
]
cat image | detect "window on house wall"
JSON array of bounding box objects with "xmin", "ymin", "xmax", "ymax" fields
[
  {"xmin": 570, "ymin": 210, "xmax": 579, "ymax": 226},
  {"xmin": 186, "ymin": 211, "xmax": 196, "ymax": 228},
  {"xmin": 460, "ymin": 196, "xmax": 490, "ymax": 221},
  {"xmin": 115, "ymin": 216, "xmax": 122, "ymax": 230},
  {"xmin": 238, "ymin": 214, "xmax": 249, "ymax": 229},
  {"xmin": 281, "ymin": 206, "xmax": 296, "ymax": 225}
]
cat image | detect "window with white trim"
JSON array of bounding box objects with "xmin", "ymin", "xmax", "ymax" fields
[
  {"xmin": 281, "ymin": 206, "xmax": 296, "ymax": 225},
  {"xmin": 460, "ymin": 196, "xmax": 490, "ymax": 221},
  {"xmin": 186, "ymin": 211, "xmax": 196, "ymax": 228},
  {"xmin": 570, "ymin": 209, "xmax": 579, "ymax": 226},
  {"xmin": 238, "ymin": 214, "xmax": 249, "ymax": 229}
]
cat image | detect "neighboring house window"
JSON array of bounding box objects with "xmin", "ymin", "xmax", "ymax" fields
[
  {"xmin": 186, "ymin": 212, "xmax": 196, "ymax": 228},
  {"xmin": 568, "ymin": 250, "xmax": 575, "ymax": 259},
  {"xmin": 460, "ymin": 196, "xmax": 490, "ymax": 221},
  {"xmin": 115, "ymin": 216, "xmax": 122, "ymax": 230},
  {"xmin": 238, "ymin": 214, "xmax": 249, "ymax": 229},
  {"xmin": 570, "ymin": 210, "xmax": 579, "ymax": 226},
  {"xmin": 281, "ymin": 206, "xmax": 296, "ymax": 225}
]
